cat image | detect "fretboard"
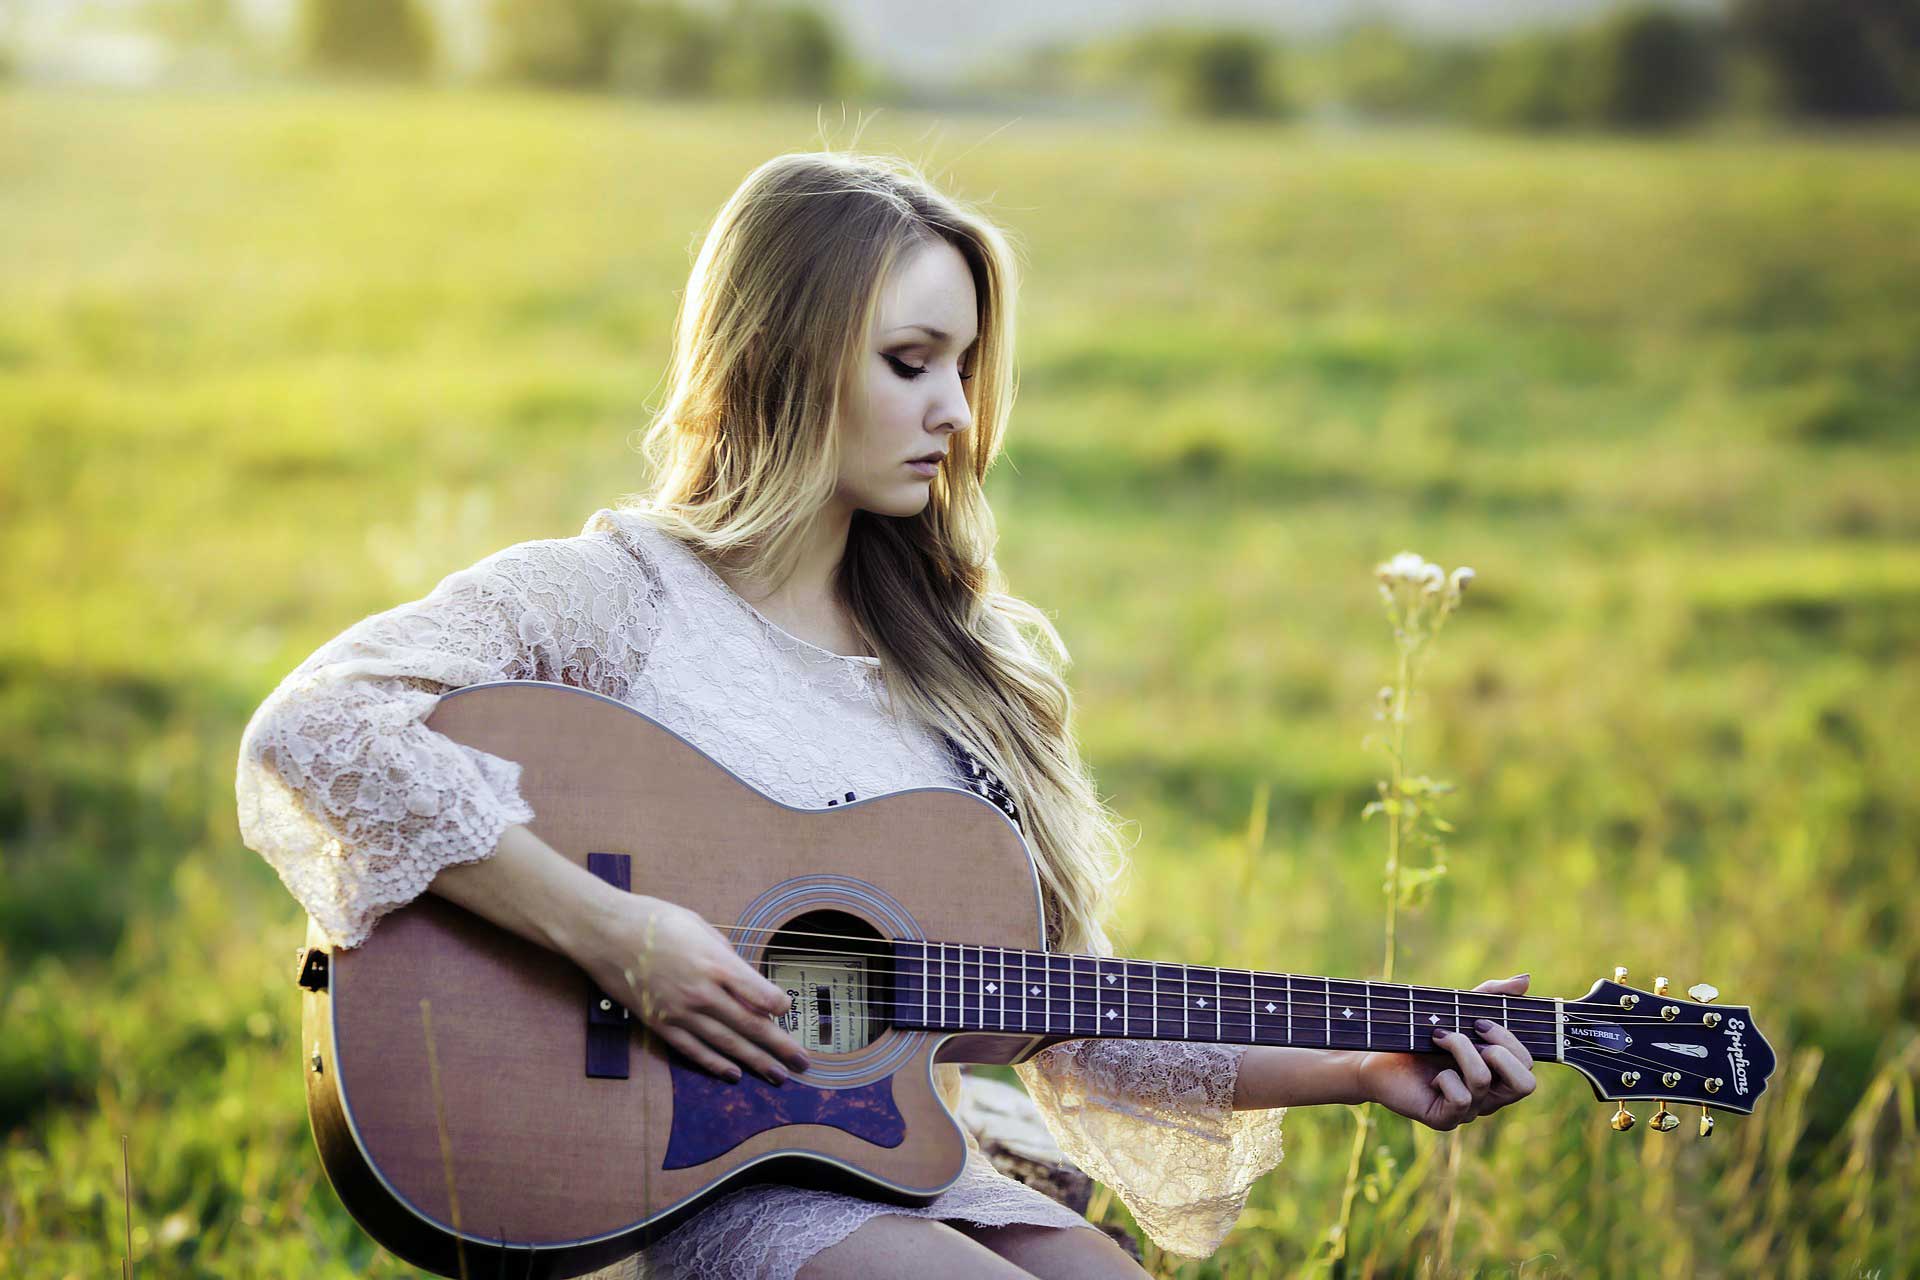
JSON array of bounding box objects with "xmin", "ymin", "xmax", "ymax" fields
[{"xmin": 889, "ymin": 941, "xmax": 1561, "ymax": 1062}]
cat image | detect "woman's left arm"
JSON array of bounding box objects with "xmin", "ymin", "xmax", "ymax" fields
[{"xmin": 1233, "ymin": 974, "xmax": 1540, "ymax": 1128}]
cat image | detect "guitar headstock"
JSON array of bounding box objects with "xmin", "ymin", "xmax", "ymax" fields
[{"xmin": 1558, "ymin": 966, "xmax": 1776, "ymax": 1136}]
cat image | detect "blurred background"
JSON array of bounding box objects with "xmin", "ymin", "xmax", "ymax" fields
[{"xmin": 3, "ymin": 0, "xmax": 1917, "ymax": 1275}]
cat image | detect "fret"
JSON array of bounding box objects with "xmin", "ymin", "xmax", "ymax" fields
[
  {"xmin": 1364, "ymin": 981, "xmax": 1372, "ymax": 1050},
  {"xmin": 1407, "ymin": 984, "xmax": 1417, "ymax": 1052},
  {"xmin": 1150, "ymin": 963, "xmax": 1160, "ymax": 1039},
  {"xmin": 1211, "ymin": 967, "xmax": 1223, "ymax": 1042},
  {"xmin": 1218, "ymin": 967, "xmax": 1252, "ymax": 1045},
  {"xmin": 1124, "ymin": 960, "xmax": 1156, "ymax": 1039},
  {"xmin": 1095, "ymin": 957, "xmax": 1124, "ymax": 1035},
  {"xmin": 1018, "ymin": 948, "xmax": 1031, "ymax": 1034},
  {"xmin": 1182, "ymin": 966, "xmax": 1191, "ymax": 1040},
  {"xmin": 1374, "ymin": 981, "xmax": 1410, "ymax": 1052},
  {"xmin": 1043, "ymin": 950, "xmax": 1053, "ymax": 1034},
  {"xmin": 914, "ymin": 941, "xmax": 929, "ymax": 1029},
  {"xmin": 997, "ymin": 946, "xmax": 1008, "ymax": 1032},
  {"xmin": 1328, "ymin": 978, "xmax": 1370, "ymax": 1050},
  {"xmin": 1071, "ymin": 955, "xmax": 1099, "ymax": 1037}
]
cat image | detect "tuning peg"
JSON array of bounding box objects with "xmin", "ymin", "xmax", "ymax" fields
[
  {"xmin": 1610, "ymin": 1101, "xmax": 1636, "ymax": 1132},
  {"xmin": 1653, "ymin": 975, "xmax": 1669, "ymax": 996},
  {"xmin": 1650, "ymin": 1101, "xmax": 1678, "ymax": 1132},
  {"xmin": 1698, "ymin": 1106, "xmax": 1714, "ymax": 1138},
  {"xmin": 1612, "ymin": 965, "xmax": 1629, "ymax": 983},
  {"xmin": 1690, "ymin": 982, "xmax": 1722, "ymax": 1026}
]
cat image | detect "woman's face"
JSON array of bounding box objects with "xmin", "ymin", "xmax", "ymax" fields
[{"xmin": 836, "ymin": 237, "xmax": 978, "ymax": 519}]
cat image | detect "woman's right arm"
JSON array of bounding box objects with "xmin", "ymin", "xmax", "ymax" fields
[
  {"xmin": 236, "ymin": 530, "xmax": 806, "ymax": 1081},
  {"xmin": 430, "ymin": 821, "xmax": 809, "ymax": 1084}
]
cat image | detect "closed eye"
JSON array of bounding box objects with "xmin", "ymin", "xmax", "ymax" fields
[{"xmin": 885, "ymin": 354, "xmax": 974, "ymax": 382}]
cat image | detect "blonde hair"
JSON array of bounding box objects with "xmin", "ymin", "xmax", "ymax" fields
[{"xmin": 618, "ymin": 149, "xmax": 1128, "ymax": 955}]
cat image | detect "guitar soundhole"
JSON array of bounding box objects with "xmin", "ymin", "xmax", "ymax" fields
[{"xmin": 763, "ymin": 909, "xmax": 892, "ymax": 1057}]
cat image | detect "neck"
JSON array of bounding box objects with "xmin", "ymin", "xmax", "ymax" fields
[
  {"xmin": 890, "ymin": 942, "xmax": 1564, "ymax": 1063},
  {"xmin": 717, "ymin": 500, "xmax": 855, "ymax": 627}
]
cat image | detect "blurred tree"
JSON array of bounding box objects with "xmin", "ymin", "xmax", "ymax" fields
[
  {"xmin": 1329, "ymin": 19, "xmax": 1488, "ymax": 121},
  {"xmin": 1576, "ymin": 6, "xmax": 1723, "ymax": 129},
  {"xmin": 1160, "ymin": 28, "xmax": 1285, "ymax": 119},
  {"xmin": 1471, "ymin": 30, "xmax": 1586, "ymax": 129},
  {"xmin": 299, "ymin": 0, "xmax": 438, "ymax": 78},
  {"xmin": 488, "ymin": 0, "xmax": 632, "ymax": 86},
  {"xmin": 1733, "ymin": 0, "xmax": 1920, "ymax": 117},
  {"xmin": 609, "ymin": 1, "xmax": 725, "ymax": 97},
  {"xmin": 709, "ymin": 0, "xmax": 850, "ymax": 102}
]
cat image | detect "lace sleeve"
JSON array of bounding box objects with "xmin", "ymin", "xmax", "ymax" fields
[
  {"xmin": 234, "ymin": 529, "xmax": 661, "ymax": 950},
  {"xmin": 1013, "ymin": 1037, "xmax": 1286, "ymax": 1259}
]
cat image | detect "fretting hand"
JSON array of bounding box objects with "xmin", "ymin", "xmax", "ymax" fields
[{"xmin": 1354, "ymin": 973, "xmax": 1538, "ymax": 1131}]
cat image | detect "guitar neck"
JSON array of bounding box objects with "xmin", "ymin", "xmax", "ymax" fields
[{"xmin": 890, "ymin": 942, "xmax": 1563, "ymax": 1063}]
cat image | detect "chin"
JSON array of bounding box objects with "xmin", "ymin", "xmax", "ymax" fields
[{"xmin": 864, "ymin": 486, "xmax": 934, "ymax": 519}]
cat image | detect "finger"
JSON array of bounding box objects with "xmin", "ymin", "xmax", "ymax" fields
[
  {"xmin": 1474, "ymin": 1044, "xmax": 1537, "ymax": 1098},
  {"xmin": 655, "ymin": 1023, "xmax": 742, "ymax": 1082},
  {"xmin": 1473, "ymin": 973, "xmax": 1530, "ymax": 994},
  {"xmin": 1437, "ymin": 1029, "xmax": 1493, "ymax": 1093},
  {"xmin": 722, "ymin": 966, "xmax": 799, "ymax": 1020},
  {"xmin": 720, "ymin": 991, "xmax": 813, "ymax": 1072},
  {"xmin": 687, "ymin": 1011, "xmax": 791, "ymax": 1085},
  {"xmin": 1433, "ymin": 1067, "xmax": 1472, "ymax": 1110},
  {"xmin": 1472, "ymin": 1017, "xmax": 1536, "ymax": 1071}
]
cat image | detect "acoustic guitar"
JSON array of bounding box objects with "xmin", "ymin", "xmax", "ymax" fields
[{"xmin": 291, "ymin": 680, "xmax": 1776, "ymax": 1278}]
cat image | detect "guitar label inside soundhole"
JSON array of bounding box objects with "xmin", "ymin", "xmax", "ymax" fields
[{"xmin": 770, "ymin": 955, "xmax": 871, "ymax": 1054}]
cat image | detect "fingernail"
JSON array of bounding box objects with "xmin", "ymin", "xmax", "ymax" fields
[
  {"xmin": 1474, "ymin": 1018, "xmax": 1492, "ymax": 1032},
  {"xmin": 762, "ymin": 1066, "xmax": 787, "ymax": 1085},
  {"xmin": 789, "ymin": 1055, "xmax": 811, "ymax": 1072},
  {"xmin": 1432, "ymin": 1029, "xmax": 1449, "ymax": 1040},
  {"xmin": 724, "ymin": 1067, "xmax": 743, "ymax": 1083},
  {"xmin": 1512, "ymin": 972, "xmax": 1529, "ymax": 982}
]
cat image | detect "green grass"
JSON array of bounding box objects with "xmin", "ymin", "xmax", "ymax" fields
[{"xmin": 2, "ymin": 85, "xmax": 1916, "ymax": 1277}]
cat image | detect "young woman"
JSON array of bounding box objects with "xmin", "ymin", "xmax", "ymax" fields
[{"xmin": 236, "ymin": 151, "xmax": 1537, "ymax": 1279}]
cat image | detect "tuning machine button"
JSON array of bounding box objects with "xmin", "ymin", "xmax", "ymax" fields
[
  {"xmin": 1610, "ymin": 1101, "xmax": 1636, "ymax": 1132},
  {"xmin": 1650, "ymin": 1102, "xmax": 1678, "ymax": 1132},
  {"xmin": 1698, "ymin": 1107, "xmax": 1714, "ymax": 1138}
]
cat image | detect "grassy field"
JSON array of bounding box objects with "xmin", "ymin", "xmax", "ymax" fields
[{"xmin": 2, "ymin": 85, "xmax": 1916, "ymax": 1277}]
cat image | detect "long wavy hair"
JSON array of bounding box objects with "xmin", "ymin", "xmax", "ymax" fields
[{"xmin": 618, "ymin": 149, "xmax": 1129, "ymax": 955}]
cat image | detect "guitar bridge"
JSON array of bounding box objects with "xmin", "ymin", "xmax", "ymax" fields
[{"xmin": 585, "ymin": 852, "xmax": 632, "ymax": 1079}]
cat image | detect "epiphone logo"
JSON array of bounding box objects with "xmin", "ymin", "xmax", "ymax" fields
[{"xmin": 1726, "ymin": 1017, "xmax": 1752, "ymax": 1095}]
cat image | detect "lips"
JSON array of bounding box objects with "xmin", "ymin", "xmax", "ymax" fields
[{"xmin": 907, "ymin": 453, "xmax": 945, "ymax": 464}]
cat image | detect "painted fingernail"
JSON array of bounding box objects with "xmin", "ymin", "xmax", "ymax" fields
[
  {"xmin": 1433, "ymin": 1029, "xmax": 1450, "ymax": 1040},
  {"xmin": 1474, "ymin": 1018, "xmax": 1492, "ymax": 1032},
  {"xmin": 724, "ymin": 1067, "xmax": 743, "ymax": 1083},
  {"xmin": 763, "ymin": 1065, "xmax": 788, "ymax": 1085}
]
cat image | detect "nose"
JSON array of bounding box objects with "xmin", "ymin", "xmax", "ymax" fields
[{"xmin": 932, "ymin": 376, "xmax": 973, "ymax": 440}]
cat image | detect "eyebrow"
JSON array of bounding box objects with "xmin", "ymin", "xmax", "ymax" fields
[{"xmin": 888, "ymin": 323, "xmax": 978, "ymax": 346}]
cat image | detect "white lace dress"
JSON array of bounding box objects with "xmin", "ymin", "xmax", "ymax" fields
[{"xmin": 235, "ymin": 506, "xmax": 1287, "ymax": 1277}]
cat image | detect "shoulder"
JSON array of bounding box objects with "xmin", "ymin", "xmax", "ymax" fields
[{"xmin": 452, "ymin": 508, "xmax": 673, "ymax": 591}]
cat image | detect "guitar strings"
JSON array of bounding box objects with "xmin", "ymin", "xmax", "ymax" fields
[
  {"xmin": 694, "ymin": 981, "xmax": 1729, "ymax": 1085},
  {"xmin": 680, "ymin": 926, "xmax": 1724, "ymax": 1027},
  {"xmin": 692, "ymin": 920, "xmax": 1722, "ymax": 1022}
]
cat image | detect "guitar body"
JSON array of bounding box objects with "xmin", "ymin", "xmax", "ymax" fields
[{"xmin": 301, "ymin": 680, "xmax": 1054, "ymax": 1278}]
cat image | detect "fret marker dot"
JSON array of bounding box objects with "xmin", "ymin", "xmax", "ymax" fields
[
  {"xmin": 1264, "ymin": 1002, "xmax": 1277, "ymax": 1014},
  {"xmin": 985, "ymin": 982, "xmax": 997, "ymax": 994},
  {"xmin": 1428, "ymin": 1013, "xmax": 1440, "ymax": 1024},
  {"xmin": 1105, "ymin": 974, "xmax": 1117, "ymax": 984},
  {"xmin": 1030, "ymin": 986, "xmax": 1041, "ymax": 996},
  {"xmin": 1342, "ymin": 1007, "xmax": 1355, "ymax": 1018},
  {"xmin": 1104, "ymin": 1008, "xmax": 1117, "ymax": 1021},
  {"xmin": 1196, "ymin": 997, "xmax": 1208, "ymax": 1008}
]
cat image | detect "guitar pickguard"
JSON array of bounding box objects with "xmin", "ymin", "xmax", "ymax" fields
[{"xmin": 661, "ymin": 1057, "xmax": 907, "ymax": 1169}]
